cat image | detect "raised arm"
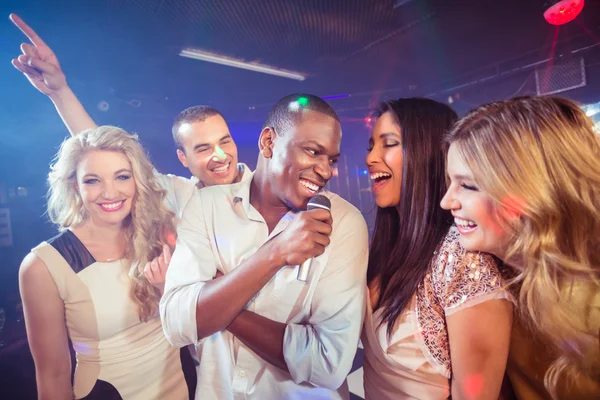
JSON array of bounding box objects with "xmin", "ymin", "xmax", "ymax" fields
[
  {"xmin": 19, "ymin": 253, "xmax": 73, "ymax": 400},
  {"xmin": 10, "ymin": 14, "xmax": 97, "ymax": 136}
]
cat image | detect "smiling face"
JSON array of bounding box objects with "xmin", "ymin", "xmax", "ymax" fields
[
  {"xmin": 76, "ymin": 149, "xmax": 136, "ymax": 228},
  {"xmin": 264, "ymin": 110, "xmax": 342, "ymax": 210},
  {"xmin": 366, "ymin": 111, "xmax": 404, "ymax": 208},
  {"xmin": 441, "ymin": 143, "xmax": 511, "ymax": 257},
  {"xmin": 175, "ymin": 114, "xmax": 239, "ymax": 186}
]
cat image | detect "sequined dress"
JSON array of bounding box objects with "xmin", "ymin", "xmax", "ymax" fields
[{"xmin": 362, "ymin": 226, "xmax": 513, "ymax": 399}]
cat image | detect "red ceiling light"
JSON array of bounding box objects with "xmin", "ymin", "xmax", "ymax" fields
[{"xmin": 544, "ymin": 0, "xmax": 584, "ymax": 26}]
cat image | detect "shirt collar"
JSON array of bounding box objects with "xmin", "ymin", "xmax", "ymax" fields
[
  {"xmin": 232, "ymin": 169, "xmax": 254, "ymax": 206},
  {"xmin": 207, "ymin": 166, "xmax": 253, "ymax": 222},
  {"xmin": 194, "ymin": 162, "xmax": 250, "ymax": 191},
  {"xmin": 230, "ymin": 170, "xmax": 297, "ymax": 231}
]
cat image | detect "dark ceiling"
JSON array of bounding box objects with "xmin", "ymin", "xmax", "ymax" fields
[{"xmin": 2, "ymin": 0, "xmax": 600, "ymax": 123}]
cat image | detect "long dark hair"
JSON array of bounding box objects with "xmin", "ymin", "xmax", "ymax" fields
[{"xmin": 367, "ymin": 98, "xmax": 457, "ymax": 337}]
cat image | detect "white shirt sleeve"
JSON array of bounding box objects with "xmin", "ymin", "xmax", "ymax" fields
[
  {"xmin": 153, "ymin": 170, "xmax": 197, "ymax": 218},
  {"xmin": 159, "ymin": 191, "xmax": 217, "ymax": 347},
  {"xmin": 282, "ymin": 209, "xmax": 369, "ymax": 390}
]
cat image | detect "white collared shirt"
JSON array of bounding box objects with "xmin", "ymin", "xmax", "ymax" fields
[
  {"xmin": 155, "ymin": 163, "xmax": 251, "ymax": 218},
  {"xmin": 160, "ymin": 172, "xmax": 369, "ymax": 400}
]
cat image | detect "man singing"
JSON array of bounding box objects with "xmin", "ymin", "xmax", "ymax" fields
[{"xmin": 160, "ymin": 94, "xmax": 368, "ymax": 399}]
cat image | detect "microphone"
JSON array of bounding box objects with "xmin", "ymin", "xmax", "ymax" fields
[{"xmin": 297, "ymin": 194, "xmax": 332, "ymax": 282}]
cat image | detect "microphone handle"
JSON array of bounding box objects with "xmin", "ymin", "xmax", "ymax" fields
[
  {"xmin": 297, "ymin": 258, "xmax": 312, "ymax": 282},
  {"xmin": 296, "ymin": 196, "xmax": 330, "ymax": 282}
]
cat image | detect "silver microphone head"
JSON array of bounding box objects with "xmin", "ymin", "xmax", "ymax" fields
[{"xmin": 307, "ymin": 194, "xmax": 331, "ymax": 211}]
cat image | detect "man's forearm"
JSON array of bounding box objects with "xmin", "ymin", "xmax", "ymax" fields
[
  {"xmin": 195, "ymin": 243, "xmax": 283, "ymax": 340},
  {"xmin": 227, "ymin": 310, "xmax": 289, "ymax": 372},
  {"xmin": 49, "ymin": 86, "xmax": 97, "ymax": 136}
]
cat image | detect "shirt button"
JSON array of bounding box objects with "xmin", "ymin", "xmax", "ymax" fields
[{"xmin": 239, "ymin": 370, "xmax": 245, "ymax": 377}]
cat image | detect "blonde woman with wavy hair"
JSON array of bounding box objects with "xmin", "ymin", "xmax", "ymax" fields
[
  {"xmin": 441, "ymin": 95, "xmax": 600, "ymax": 399},
  {"xmin": 19, "ymin": 126, "xmax": 195, "ymax": 399}
]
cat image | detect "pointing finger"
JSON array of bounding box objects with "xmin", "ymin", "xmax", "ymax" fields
[{"xmin": 10, "ymin": 14, "xmax": 48, "ymax": 47}]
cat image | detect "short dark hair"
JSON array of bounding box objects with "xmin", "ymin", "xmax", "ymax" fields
[
  {"xmin": 262, "ymin": 94, "xmax": 340, "ymax": 136},
  {"xmin": 171, "ymin": 105, "xmax": 226, "ymax": 150}
]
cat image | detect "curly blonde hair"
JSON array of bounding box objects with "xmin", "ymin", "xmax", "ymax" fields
[
  {"xmin": 446, "ymin": 95, "xmax": 600, "ymax": 395},
  {"xmin": 48, "ymin": 126, "xmax": 175, "ymax": 321}
]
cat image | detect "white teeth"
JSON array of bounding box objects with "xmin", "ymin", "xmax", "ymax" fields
[
  {"xmin": 212, "ymin": 163, "xmax": 229, "ymax": 173},
  {"xmin": 101, "ymin": 201, "xmax": 124, "ymax": 209},
  {"xmin": 300, "ymin": 180, "xmax": 319, "ymax": 192},
  {"xmin": 370, "ymin": 172, "xmax": 391, "ymax": 180},
  {"xmin": 454, "ymin": 217, "xmax": 477, "ymax": 227}
]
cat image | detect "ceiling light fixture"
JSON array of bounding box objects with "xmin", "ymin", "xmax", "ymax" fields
[
  {"xmin": 179, "ymin": 48, "xmax": 307, "ymax": 81},
  {"xmin": 393, "ymin": 0, "xmax": 415, "ymax": 9},
  {"xmin": 544, "ymin": 0, "xmax": 585, "ymax": 26}
]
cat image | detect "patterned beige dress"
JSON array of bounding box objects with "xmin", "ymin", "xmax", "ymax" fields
[{"xmin": 362, "ymin": 227, "xmax": 513, "ymax": 400}]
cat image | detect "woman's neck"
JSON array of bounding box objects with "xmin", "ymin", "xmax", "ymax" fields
[
  {"xmin": 79, "ymin": 217, "xmax": 123, "ymax": 239},
  {"xmin": 71, "ymin": 218, "xmax": 127, "ymax": 261}
]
